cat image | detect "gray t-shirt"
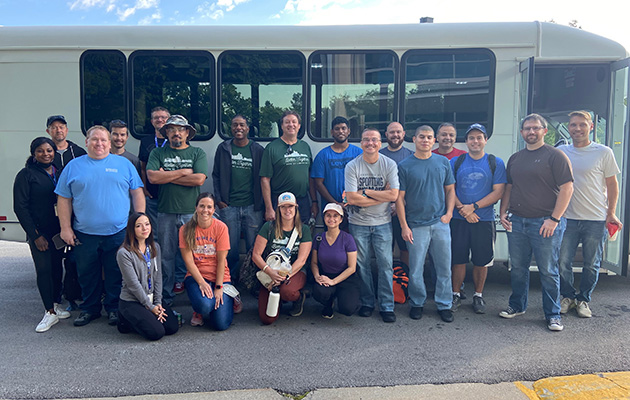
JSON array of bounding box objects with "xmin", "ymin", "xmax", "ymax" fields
[
  {"xmin": 559, "ymin": 142, "xmax": 620, "ymax": 221},
  {"xmin": 344, "ymin": 154, "xmax": 399, "ymax": 226}
]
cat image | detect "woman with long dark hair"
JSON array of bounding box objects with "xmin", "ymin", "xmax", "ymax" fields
[
  {"xmin": 252, "ymin": 192, "xmax": 312, "ymax": 325},
  {"xmin": 116, "ymin": 212, "xmax": 179, "ymax": 340},
  {"xmin": 13, "ymin": 137, "xmax": 70, "ymax": 332},
  {"xmin": 181, "ymin": 192, "xmax": 233, "ymax": 331}
]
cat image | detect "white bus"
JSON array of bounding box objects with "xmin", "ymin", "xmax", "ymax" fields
[{"xmin": 1, "ymin": 22, "xmax": 628, "ymax": 274}]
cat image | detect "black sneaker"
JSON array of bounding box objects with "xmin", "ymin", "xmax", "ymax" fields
[
  {"xmin": 451, "ymin": 294, "xmax": 462, "ymax": 312},
  {"xmin": 358, "ymin": 306, "xmax": 374, "ymax": 317},
  {"xmin": 409, "ymin": 306, "xmax": 423, "ymax": 320},
  {"xmin": 73, "ymin": 312, "xmax": 101, "ymax": 327},
  {"xmin": 321, "ymin": 306, "xmax": 334, "ymax": 319},
  {"xmin": 472, "ymin": 295, "xmax": 486, "ymax": 314},
  {"xmin": 380, "ymin": 311, "xmax": 396, "ymax": 323},
  {"xmin": 438, "ymin": 309, "xmax": 454, "ymax": 323},
  {"xmin": 289, "ymin": 292, "xmax": 305, "ymax": 317},
  {"xmin": 459, "ymin": 287, "xmax": 467, "ymax": 300},
  {"xmin": 108, "ymin": 311, "xmax": 119, "ymax": 326}
]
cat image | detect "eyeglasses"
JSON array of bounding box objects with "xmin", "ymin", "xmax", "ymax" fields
[
  {"xmin": 152, "ymin": 115, "xmax": 169, "ymax": 121},
  {"xmin": 165, "ymin": 126, "xmax": 187, "ymax": 133},
  {"xmin": 285, "ymin": 144, "xmax": 293, "ymax": 155},
  {"xmin": 361, "ymin": 138, "xmax": 381, "ymax": 143},
  {"xmin": 522, "ymin": 126, "xmax": 545, "ymax": 132}
]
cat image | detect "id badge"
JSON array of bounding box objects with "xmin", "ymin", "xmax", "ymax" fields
[
  {"xmin": 54, "ymin": 203, "xmax": 58, "ymax": 216},
  {"xmin": 148, "ymin": 293, "xmax": 154, "ymax": 304}
]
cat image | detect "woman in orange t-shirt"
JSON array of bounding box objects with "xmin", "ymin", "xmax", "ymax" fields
[{"xmin": 179, "ymin": 192, "xmax": 233, "ymax": 331}]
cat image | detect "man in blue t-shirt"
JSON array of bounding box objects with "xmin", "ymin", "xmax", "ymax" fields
[
  {"xmin": 56, "ymin": 125, "xmax": 145, "ymax": 327},
  {"xmin": 449, "ymin": 124, "xmax": 506, "ymax": 315},
  {"xmin": 396, "ymin": 125, "xmax": 455, "ymax": 323},
  {"xmin": 311, "ymin": 116, "xmax": 362, "ymax": 216}
]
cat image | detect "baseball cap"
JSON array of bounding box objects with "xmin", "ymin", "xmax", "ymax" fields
[
  {"xmin": 47, "ymin": 115, "xmax": 67, "ymax": 127},
  {"xmin": 277, "ymin": 192, "xmax": 297, "ymax": 207},
  {"xmin": 323, "ymin": 203, "xmax": 344, "ymax": 217},
  {"xmin": 465, "ymin": 123, "xmax": 487, "ymax": 139}
]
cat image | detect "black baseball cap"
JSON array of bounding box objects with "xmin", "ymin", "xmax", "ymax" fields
[{"xmin": 47, "ymin": 115, "xmax": 67, "ymax": 127}]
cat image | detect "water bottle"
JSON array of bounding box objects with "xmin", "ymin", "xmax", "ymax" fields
[{"xmin": 266, "ymin": 287, "xmax": 280, "ymax": 318}]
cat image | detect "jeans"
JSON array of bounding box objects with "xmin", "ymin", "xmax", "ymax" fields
[
  {"xmin": 73, "ymin": 229, "xmax": 125, "ymax": 315},
  {"xmin": 145, "ymin": 196, "xmax": 159, "ymax": 242},
  {"xmin": 184, "ymin": 276, "xmax": 233, "ymax": 331},
  {"xmin": 407, "ymin": 222, "xmax": 452, "ymax": 310},
  {"xmin": 218, "ymin": 204, "xmax": 263, "ymax": 283},
  {"xmin": 507, "ymin": 215, "xmax": 566, "ymax": 320},
  {"xmin": 559, "ymin": 219, "xmax": 607, "ymax": 303},
  {"xmin": 349, "ymin": 223, "xmax": 394, "ymax": 312},
  {"xmin": 158, "ymin": 212, "xmax": 193, "ymax": 306}
]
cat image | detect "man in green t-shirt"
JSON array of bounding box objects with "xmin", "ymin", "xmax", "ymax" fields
[
  {"xmin": 260, "ymin": 110, "xmax": 318, "ymax": 224},
  {"xmin": 147, "ymin": 115, "xmax": 208, "ymax": 306},
  {"xmin": 212, "ymin": 115, "xmax": 264, "ymax": 283}
]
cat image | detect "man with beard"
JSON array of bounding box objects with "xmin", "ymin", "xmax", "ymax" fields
[
  {"xmin": 311, "ymin": 116, "xmax": 362, "ymax": 217},
  {"xmin": 380, "ymin": 122, "xmax": 414, "ymax": 266},
  {"xmin": 147, "ymin": 115, "xmax": 208, "ymax": 306},
  {"xmin": 432, "ymin": 123, "xmax": 466, "ymax": 160},
  {"xmin": 46, "ymin": 115, "xmax": 87, "ymax": 170},
  {"xmin": 499, "ymin": 113, "xmax": 573, "ymax": 331}
]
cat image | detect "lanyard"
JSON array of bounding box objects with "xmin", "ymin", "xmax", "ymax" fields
[
  {"xmin": 155, "ymin": 136, "xmax": 168, "ymax": 148},
  {"xmin": 143, "ymin": 248, "xmax": 152, "ymax": 291},
  {"xmin": 46, "ymin": 166, "xmax": 57, "ymax": 187}
]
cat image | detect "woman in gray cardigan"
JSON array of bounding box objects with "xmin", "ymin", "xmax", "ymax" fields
[{"xmin": 116, "ymin": 212, "xmax": 179, "ymax": 340}]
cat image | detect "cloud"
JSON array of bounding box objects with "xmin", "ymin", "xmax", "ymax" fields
[
  {"xmin": 68, "ymin": 0, "xmax": 161, "ymax": 23},
  {"xmin": 139, "ymin": 11, "xmax": 162, "ymax": 25},
  {"xmin": 68, "ymin": 0, "xmax": 115, "ymax": 11},
  {"xmin": 117, "ymin": 0, "xmax": 159, "ymax": 21},
  {"xmin": 195, "ymin": 0, "xmax": 250, "ymax": 21}
]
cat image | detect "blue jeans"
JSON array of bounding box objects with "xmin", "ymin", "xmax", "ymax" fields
[
  {"xmin": 184, "ymin": 276, "xmax": 234, "ymax": 331},
  {"xmin": 507, "ymin": 216, "xmax": 566, "ymax": 320},
  {"xmin": 349, "ymin": 223, "xmax": 394, "ymax": 312},
  {"xmin": 217, "ymin": 204, "xmax": 262, "ymax": 283},
  {"xmin": 73, "ymin": 229, "xmax": 125, "ymax": 314},
  {"xmin": 407, "ymin": 222, "xmax": 452, "ymax": 310},
  {"xmin": 145, "ymin": 196, "xmax": 159, "ymax": 242},
  {"xmin": 158, "ymin": 212, "xmax": 193, "ymax": 306},
  {"xmin": 559, "ymin": 219, "xmax": 607, "ymax": 303}
]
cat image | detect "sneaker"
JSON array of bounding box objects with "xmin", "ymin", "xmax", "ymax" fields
[
  {"xmin": 36, "ymin": 311, "xmax": 59, "ymax": 333},
  {"xmin": 191, "ymin": 312, "xmax": 204, "ymax": 327},
  {"xmin": 548, "ymin": 317, "xmax": 564, "ymax": 331},
  {"xmin": 451, "ymin": 294, "xmax": 461, "ymax": 312},
  {"xmin": 576, "ymin": 300, "xmax": 592, "ymax": 318},
  {"xmin": 499, "ymin": 306, "xmax": 525, "ymax": 319},
  {"xmin": 409, "ymin": 306, "xmax": 423, "ymax": 320},
  {"xmin": 108, "ymin": 311, "xmax": 119, "ymax": 326},
  {"xmin": 380, "ymin": 311, "xmax": 396, "ymax": 323},
  {"xmin": 472, "ymin": 295, "xmax": 486, "ymax": 314},
  {"xmin": 54, "ymin": 303, "xmax": 71, "ymax": 319},
  {"xmin": 459, "ymin": 287, "xmax": 467, "ymax": 300},
  {"xmin": 74, "ymin": 311, "xmax": 101, "ymax": 326},
  {"xmin": 233, "ymin": 295, "xmax": 243, "ymax": 314},
  {"xmin": 173, "ymin": 282, "xmax": 185, "ymax": 295},
  {"xmin": 438, "ymin": 309, "xmax": 454, "ymax": 323},
  {"xmin": 321, "ymin": 306, "xmax": 334, "ymax": 319},
  {"xmin": 560, "ymin": 297, "xmax": 576, "ymax": 314},
  {"xmin": 290, "ymin": 292, "xmax": 305, "ymax": 317},
  {"xmin": 358, "ymin": 306, "xmax": 374, "ymax": 318}
]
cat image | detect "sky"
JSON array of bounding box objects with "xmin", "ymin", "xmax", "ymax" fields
[{"xmin": 0, "ymin": 0, "xmax": 629, "ymax": 53}]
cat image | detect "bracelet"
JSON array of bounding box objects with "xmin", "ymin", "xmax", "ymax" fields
[
  {"xmin": 263, "ymin": 265, "xmax": 269, "ymax": 272},
  {"xmin": 549, "ymin": 216, "xmax": 560, "ymax": 223}
]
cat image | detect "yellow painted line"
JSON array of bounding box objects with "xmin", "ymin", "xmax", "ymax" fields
[
  {"xmin": 532, "ymin": 374, "xmax": 630, "ymax": 399},
  {"xmin": 515, "ymin": 381, "xmax": 539, "ymax": 399},
  {"xmin": 602, "ymin": 371, "xmax": 630, "ymax": 389}
]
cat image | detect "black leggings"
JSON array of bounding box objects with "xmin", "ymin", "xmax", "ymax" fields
[
  {"xmin": 312, "ymin": 273, "xmax": 360, "ymax": 316},
  {"xmin": 28, "ymin": 237, "xmax": 63, "ymax": 311},
  {"xmin": 118, "ymin": 299, "xmax": 179, "ymax": 341}
]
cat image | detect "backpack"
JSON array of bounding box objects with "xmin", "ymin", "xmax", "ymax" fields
[
  {"xmin": 453, "ymin": 153, "xmax": 496, "ymax": 181},
  {"xmin": 392, "ymin": 261, "xmax": 409, "ymax": 304}
]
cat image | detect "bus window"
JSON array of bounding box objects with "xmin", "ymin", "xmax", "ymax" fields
[
  {"xmin": 402, "ymin": 49, "xmax": 495, "ymax": 141},
  {"xmin": 80, "ymin": 50, "xmax": 126, "ymax": 135},
  {"xmin": 219, "ymin": 51, "xmax": 304, "ymax": 139},
  {"xmin": 130, "ymin": 51, "xmax": 215, "ymax": 140},
  {"xmin": 309, "ymin": 51, "xmax": 397, "ymax": 141},
  {"xmin": 533, "ymin": 64, "xmax": 610, "ymax": 147}
]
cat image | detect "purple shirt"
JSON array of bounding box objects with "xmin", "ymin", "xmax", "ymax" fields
[{"xmin": 313, "ymin": 230, "xmax": 357, "ymax": 275}]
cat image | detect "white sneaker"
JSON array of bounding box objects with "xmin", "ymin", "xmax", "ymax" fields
[
  {"xmin": 547, "ymin": 317, "xmax": 564, "ymax": 331},
  {"xmin": 36, "ymin": 311, "xmax": 59, "ymax": 333},
  {"xmin": 560, "ymin": 297, "xmax": 575, "ymax": 314},
  {"xmin": 54, "ymin": 303, "xmax": 71, "ymax": 319},
  {"xmin": 576, "ymin": 300, "xmax": 592, "ymax": 318}
]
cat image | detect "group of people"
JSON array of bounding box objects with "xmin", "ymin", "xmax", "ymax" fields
[{"xmin": 13, "ymin": 106, "xmax": 622, "ymax": 339}]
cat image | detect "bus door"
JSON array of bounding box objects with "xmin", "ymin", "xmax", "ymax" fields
[{"xmin": 603, "ymin": 58, "xmax": 630, "ymax": 276}]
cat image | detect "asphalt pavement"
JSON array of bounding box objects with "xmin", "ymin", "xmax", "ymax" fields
[{"xmin": 2, "ymin": 240, "xmax": 630, "ymax": 400}]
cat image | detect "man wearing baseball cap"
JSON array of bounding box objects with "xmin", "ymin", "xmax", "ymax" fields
[
  {"xmin": 450, "ymin": 124, "xmax": 506, "ymax": 314},
  {"xmin": 46, "ymin": 115, "xmax": 86, "ymax": 171},
  {"xmin": 146, "ymin": 115, "xmax": 208, "ymax": 306}
]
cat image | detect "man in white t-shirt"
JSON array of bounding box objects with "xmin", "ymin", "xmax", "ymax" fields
[{"xmin": 557, "ymin": 110, "xmax": 622, "ymax": 318}]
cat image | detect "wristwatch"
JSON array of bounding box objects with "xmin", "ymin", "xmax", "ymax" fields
[
  {"xmin": 549, "ymin": 216, "xmax": 560, "ymax": 223},
  {"xmin": 215, "ymin": 284, "xmax": 223, "ymax": 289},
  {"xmin": 473, "ymin": 202, "xmax": 480, "ymax": 210}
]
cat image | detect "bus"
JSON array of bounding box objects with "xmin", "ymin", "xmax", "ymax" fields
[{"xmin": 1, "ymin": 22, "xmax": 628, "ymax": 275}]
